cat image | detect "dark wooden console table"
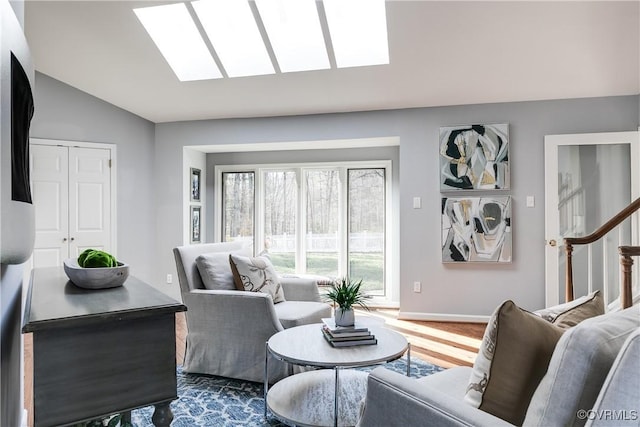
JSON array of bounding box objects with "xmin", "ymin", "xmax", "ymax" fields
[{"xmin": 22, "ymin": 267, "xmax": 187, "ymax": 427}]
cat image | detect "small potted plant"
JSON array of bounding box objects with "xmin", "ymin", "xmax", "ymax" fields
[{"xmin": 325, "ymin": 277, "xmax": 369, "ymax": 326}]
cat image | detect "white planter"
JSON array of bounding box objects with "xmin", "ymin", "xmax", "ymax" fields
[{"xmin": 335, "ymin": 307, "xmax": 355, "ymax": 327}]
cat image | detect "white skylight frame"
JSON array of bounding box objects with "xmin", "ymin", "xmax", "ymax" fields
[
  {"xmin": 255, "ymin": 0, "xmax": 330, "ymax": 73},
  {"xmin": 134, "ymin": 3, "xmax": 222, "ymax": 81},
  {"xmin": 192, "ymin": 0, "xmax": 275, "ymax": 78},
  {"xmin": 323, "ymin": 0, "xmax": 389, "ymax": 68}
]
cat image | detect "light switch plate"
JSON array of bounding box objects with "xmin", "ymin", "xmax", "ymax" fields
[
  {"xmin": 413, "ymin": 197, "xmax": 422, "ymax": 209},
  {"xmin": 526, "ymin": 196, "xmax": 535, "ymax": 207}
]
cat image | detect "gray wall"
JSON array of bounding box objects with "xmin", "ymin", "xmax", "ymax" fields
[
  {"xmin": 156, "ymin": 96, "xmax": 639, "ymax": 316},
  {"xmin": 30, "ymin": 73, "xmax": 156, "ymax": 284},
  {"xmin": 1, "ymin": 1, "xmax": 30, "ymax": 425}
]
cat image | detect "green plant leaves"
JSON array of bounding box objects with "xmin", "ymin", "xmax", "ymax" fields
[{"xmin": 324, "ymin": 277, "xmax": 370, "ymax": 311}]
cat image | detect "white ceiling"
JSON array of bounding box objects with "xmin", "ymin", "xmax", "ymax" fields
[{"xmin": 25, "ymin": 1, "xmax": 640, "ymax": 124}]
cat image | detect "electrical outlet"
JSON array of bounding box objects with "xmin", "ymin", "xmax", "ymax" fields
[
  {"xmin": 166, "ymin": 274, "xmax": 173, "ymax": 284},
  {"xmin": 413, "ymin": 281, "xmax": 421, "ymax": 293}
]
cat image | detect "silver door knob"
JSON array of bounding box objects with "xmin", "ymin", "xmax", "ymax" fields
[
  {"xmin": 63, "ymin": 237, "xmax": 67, "ymax": 242},
  {"xmin": 548, "ymin": 239, "xmax": 557, "ymax": 247}
]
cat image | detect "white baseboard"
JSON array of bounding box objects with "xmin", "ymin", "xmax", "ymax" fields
[
  {"xmin": 398, "ymin": 311, "xmax": 490, "ymax": 323},
  {"xmin": 21, "ymin": 409, "xmax": 28, "ymax": 427}
]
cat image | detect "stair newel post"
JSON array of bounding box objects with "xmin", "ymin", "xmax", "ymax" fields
[
  {"xmin": 619, "ymin": 246, "xmax": 636, "ymax": 309},
  {"xmin": 565, "ymin": 241, "xmax": 574, "ymax": 303}
]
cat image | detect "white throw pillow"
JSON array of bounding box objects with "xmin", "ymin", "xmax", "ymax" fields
[{"xmin": 229, "ymin": 254, "xmax": 285, "ymax": 303}]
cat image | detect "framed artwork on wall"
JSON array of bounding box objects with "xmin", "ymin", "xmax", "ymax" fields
[
  {"xmin": 439, "ymin": 123, "xmax": 509, "ymax": 191},
  {"xmin": 191, "ymin": 206, "xmax": 201, "ymax": 243},
  {"xmin": 190, "ymin": 168, "xmax": 201, "ymax": 202},
  {"xmin": 441, "ymin": 196, "xmax": 512, "ymax": 263}
]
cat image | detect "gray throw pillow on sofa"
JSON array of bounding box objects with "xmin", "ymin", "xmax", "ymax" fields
[
  {"xmin": 534, "ymin": 290, "xmax": 604, "ymax": 329},
  {"xmin": 196, "ymin": 252, "xmax": 237, "ymax": 290}
]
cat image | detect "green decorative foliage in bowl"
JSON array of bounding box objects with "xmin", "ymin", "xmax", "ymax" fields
[
  {"xmin": 78, "ymin": 249, "xmax": 118, "ymax": 268},
  {"xmin": 64, "ymin": 249, "xmax": 129, "ymax": 290}
]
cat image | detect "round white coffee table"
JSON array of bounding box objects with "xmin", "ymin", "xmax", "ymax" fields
[{"xmin": 264, "ymin": 323, "xmax": 410, "ymax": 427}]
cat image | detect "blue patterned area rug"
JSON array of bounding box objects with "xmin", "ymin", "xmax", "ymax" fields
[{"xmin": 131, "ymin": 359, "xmax": 443, "ymax": 426}]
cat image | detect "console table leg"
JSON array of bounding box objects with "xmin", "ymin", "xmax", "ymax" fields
[{"xmin": 151, "ymin": 402, "xmax": 173, "ymax": 427}]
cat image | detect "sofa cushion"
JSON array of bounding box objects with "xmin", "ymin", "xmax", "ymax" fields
[
  {"xmin": 274, "ymin": 301, "xmax": 331, "ymax": 329},
  {"xmin": 196, "ymin": 252, "xmax": 236, "ymax": 290},
  {"xmin": 464, "ymin": 300, "xmax": 564, "ymax": 426},
  {"xmin": 418, "ymin": 366, "xmax": 472, "ymax": 399},
  {"xmin": 585, "ymin": 329, "xmax": 640, "ymax": 427},
  {"xmin": 523, "ymin": 306, "xmax": 640, "ymax": 427},
  {"xmin": 534, "ymin": 290, "xmax": 604, "ymax": 329},
  {"xmin": 229, "ymin": 254, "xmax": 286, "ymax": 303}
]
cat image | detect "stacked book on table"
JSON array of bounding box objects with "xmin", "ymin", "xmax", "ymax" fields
[{"xmin": 321, "ymin": 318, "xmax": 377, "ymax": 347}]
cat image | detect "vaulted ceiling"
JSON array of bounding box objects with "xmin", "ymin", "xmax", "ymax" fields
[{"xmin": 25, "ymin": 1, "xmax": 640, "ymax": 123}]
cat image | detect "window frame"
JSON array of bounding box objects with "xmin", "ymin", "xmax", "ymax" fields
[{"xmin": 214, "ymin": 160, "xmax": 393, "ymax": 297}]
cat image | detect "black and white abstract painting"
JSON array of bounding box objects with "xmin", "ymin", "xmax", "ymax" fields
[
  {"xmin": 442, "ymin": 196, "xmax": 512, "ymax": 263},
  {"xmin": 439, "ymin": 124, "xmax": 509, "ymax": 190}
]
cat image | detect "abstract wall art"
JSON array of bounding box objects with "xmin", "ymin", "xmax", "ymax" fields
[
  {"xmin": 442, "ymin": 196, "xmax": 512, "ymax": 263},
  {"xmin": 440, "ymin": 123, "xmax": 509, "ymax": 191}
]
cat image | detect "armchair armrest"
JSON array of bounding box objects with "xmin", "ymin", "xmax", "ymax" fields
[
  {"xmin": 357, "ymin": 367, "xmax": 514, "ymax": 427},
  {"xmin": 280, "ymin": 276, "xmax": 322, "ymax": 302},
  {"xmin": 184, "ymin": 289, "xmax": 284, "ymax": 334}
]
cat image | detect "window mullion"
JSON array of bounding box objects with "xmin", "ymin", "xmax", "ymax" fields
[
  {"xmin": 254, "ymin": 169, "xmax": 264, "ymax": 256},
  {"xmin": 339, "ymin": 167, "xmax": 348, "ymax": 278},
  {"xmin": 297, "ymin": 168, "xmax": 306, "ymax": 273}
]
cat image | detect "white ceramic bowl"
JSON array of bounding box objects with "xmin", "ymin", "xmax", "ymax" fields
[{"xmin": 63, "ymin": 258, "xmax": 130, "ymax": 289}]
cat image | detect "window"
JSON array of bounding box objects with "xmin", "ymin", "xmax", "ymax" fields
[
  {"xmin": 216, "ymin": 161, "xmax": 391, "ymax": 296},
  {"xmin": 348, "ymin": 168, "xmax": 385, "ymax": 294},
  {"xmin": 222, "ymin": 171, "xmax": 254, "ymax": 244}
]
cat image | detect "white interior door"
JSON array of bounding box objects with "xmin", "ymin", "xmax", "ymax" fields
[
  {"xmin": 544, "ymin": 131, "xmax": 639, "ymax": 308},
  {"xmin": 29, "ymin": 141, "xmax": 115, "ymax": 271},
  {"xmin": 31, "ymin": 144, "xmax": 69, "ymax": 267},
  {"xmin": 69, "ymin": 147, "xmax": 112, "ymax": 257}
]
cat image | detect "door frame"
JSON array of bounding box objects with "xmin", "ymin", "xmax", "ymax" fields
[
  {"xmin": 29, "ymin": 137, "xmax": 118, "ymax": 256},
  {"xmin": 544, "ymin": 131, "xmax": 639, "ymax": 308}
]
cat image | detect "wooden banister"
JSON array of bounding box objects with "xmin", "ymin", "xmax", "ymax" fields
[
  {"xmin": 564, "ymin": 197, "xmax": 640, "ymax": 306},
  {"xmin": 619, "ymin": 246, "xmax": 640, "ymax": 309}
]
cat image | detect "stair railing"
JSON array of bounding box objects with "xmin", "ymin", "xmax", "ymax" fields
[{"xmin": 564, "ymin": 197, "xmax": 640, "ymax": 309}]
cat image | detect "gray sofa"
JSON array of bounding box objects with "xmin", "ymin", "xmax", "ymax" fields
[
  {"xmin": 357, "ymin": 306, "xmax": 639, "ymax": 427},
  {"xmin": 173, "ymin": 242, "xmax": 331, "ymax": 383}
]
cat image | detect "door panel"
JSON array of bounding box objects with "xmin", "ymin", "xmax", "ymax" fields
[
  {"xmin": 31, "ymin": 145, "xmax": 69, "ymax": 268},
  {"xmin": 69, "ymin": 147, "xmax": 111, "ymax": 257}
]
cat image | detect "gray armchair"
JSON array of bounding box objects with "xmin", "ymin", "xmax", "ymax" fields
[{"xmin": 173, "ymin": 242, "xmax": 331, "ymax": 383}]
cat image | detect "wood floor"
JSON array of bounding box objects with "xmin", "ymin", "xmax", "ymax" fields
[{"xmin": 23, "ymin": 310, "xmax": 485, "ymax": 426}]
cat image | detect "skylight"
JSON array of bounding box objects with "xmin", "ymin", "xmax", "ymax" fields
[
  {"xmin": 192, "ymin": 0, "xmax": 274, "ymax": 78},
  {"xmin": 134, "ymin": 3, "xmax": 222, "ymax": 81},
  {"xmin": 254, "ymin": 0, "xmax": 330, "ymax": 73},
  {"xmin": 134, "ymin": 0, "xmax": 389, "ymax": 81},
  {"xmin": 323, "ymin": 0, "xmax": 389, "ymax": 68}
]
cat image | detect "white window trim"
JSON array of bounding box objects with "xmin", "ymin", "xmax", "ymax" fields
[{"xmin": 214, "ymin": 160, "xmax": 394, "ymax": 302}]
